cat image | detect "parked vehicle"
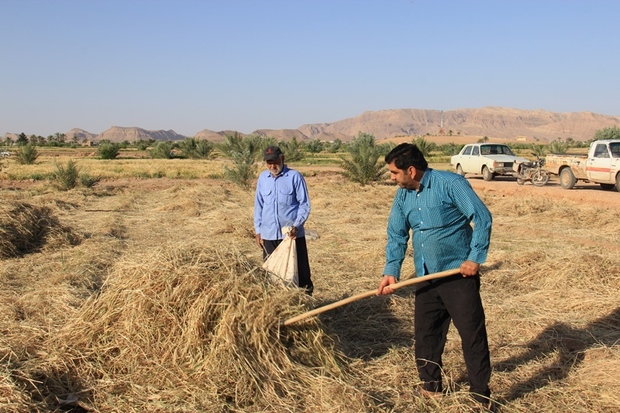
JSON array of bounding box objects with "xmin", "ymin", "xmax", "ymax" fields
[
  {"xmin": 450, "ymin": 143, "xmax": 529, "ymax": 181},
  {"xmin": 545, "ymin": 139, "xmax": 620, "ymax": 191},
  {"xmin": 0, "ymin": 151, "xmax": 10, "ymax": 158},
  {"xmin": 514, "ymin": 155, "xmax": 549, "ymax": 187}
]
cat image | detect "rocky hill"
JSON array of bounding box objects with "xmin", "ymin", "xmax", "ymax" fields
[
  {"xmin": 297, "ymin": 107, "xmax": 620, "ymax": 142},
  {"xmin": 5, "ymin": 107, "xmax": 620, "ymax": 144},
  {"xmin": 95, "ymin": 127, "xmax": 186, "ymax": 143},
  {"xmin": 66, "ymin": 128, "xmax": 98, "ymax": 142}
]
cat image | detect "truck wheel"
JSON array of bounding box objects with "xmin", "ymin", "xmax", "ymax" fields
[
  {"xmin": 600, "ymin": 183, "xmax": 615, "ymax": 191},
  {"xmin": 482, "ymin": 166, "xmax": 494, "ymax": 181},
  {"xmin": 532, "ymin": 171, "xmax": 550, "ymax": 187},
  {"xmin": 456, "ymin": 164, "xmax": 465, "ymax": 177},
  {"xmin": 616, "ymin": 173, "xmax": 620, "ymax": 192},
  {"xmin": 559, "ymin": 168, "xmax": 576, "ymax": 189}
]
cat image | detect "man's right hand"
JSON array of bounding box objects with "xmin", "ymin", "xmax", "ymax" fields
[
  {"xmin": 255, "ymin": 234, "xmax": 263, "ymax": 248},
  {"xmin": 376, "ymin": 275, "xmax": 397, "ymax": 295}
]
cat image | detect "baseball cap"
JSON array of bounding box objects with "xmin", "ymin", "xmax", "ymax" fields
[{"xmin": 263, "ymin": 146, "xmax": 283, "ymax": 161}]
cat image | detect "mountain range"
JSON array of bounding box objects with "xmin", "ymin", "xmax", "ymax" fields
[{"xmin": 6, "ymin": 107, "xmax": 620, "ymax": 144}]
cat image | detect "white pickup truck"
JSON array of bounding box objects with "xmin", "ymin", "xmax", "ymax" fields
[
  {"xmin": 545, "ymin": 139, "xmax": 620, "ymax": 191},
  {"xmin": 450, "ymin": 143, "xmax": 529, "ymax": 181}
]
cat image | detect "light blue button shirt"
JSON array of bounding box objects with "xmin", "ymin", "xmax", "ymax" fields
[
  {"xmin": 383, "ymin": 168, "xmax": 492, "ymax": 280},
  {"xmin": 254, "ymin": 165, "xmax": 310, "ymax": 240}
]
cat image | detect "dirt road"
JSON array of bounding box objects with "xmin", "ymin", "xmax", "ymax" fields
[{"xmin": 467, "ymin": 175, "xmax": 620, "ymax": 211}]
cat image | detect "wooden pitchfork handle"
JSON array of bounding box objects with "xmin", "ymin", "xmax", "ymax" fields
[{"xmin": 282, "ymin": 267, "xmax": 461, "ymax": 326}]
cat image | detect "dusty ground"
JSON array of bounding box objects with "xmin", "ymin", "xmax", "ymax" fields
[{"xmin": 466, "ymin": 174, "xmax": 620, "ymax": 212}]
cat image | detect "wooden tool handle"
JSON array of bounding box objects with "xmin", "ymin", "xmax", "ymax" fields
[{"xmin": 282, "ymin": 268, "xmax": 461, "ymax": 326}]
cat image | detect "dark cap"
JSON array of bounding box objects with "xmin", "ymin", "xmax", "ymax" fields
[{"xmin": 263, "ymin": 146, "xmax": 283, "ymax": 161}]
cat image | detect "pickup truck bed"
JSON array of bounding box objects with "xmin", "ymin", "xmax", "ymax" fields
[{"xmin": 545, "ymin": 140, "xmax": 620, "ymax": 191}]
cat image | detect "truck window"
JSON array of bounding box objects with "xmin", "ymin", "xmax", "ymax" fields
[
  {"xmin": 610, "ymin": 143, "xmax": 620, "ymax": 158},
  {"xmin": 593, "ymin": 144, "xmax": 610, "ymax": 158},
  {"xmin": 463, "ymin": 146, "xmax": 472, "ymax": 156},
  {"xmin": 480, "ymin": 146, "xmax": 490, "ymax": 155},
  {"xmin": 473, "ymin": 146, "xmax": 480, "ymax": 156}
]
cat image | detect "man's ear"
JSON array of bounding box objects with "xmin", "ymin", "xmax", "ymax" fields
[{"xmin": 408, "ymin": 165, "xmax": 417, "ymax": 178}]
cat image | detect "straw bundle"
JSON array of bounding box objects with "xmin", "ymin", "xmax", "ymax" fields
[
  {"xmin": 40, "ymin": 244, "xmax": 366, "ymax": 412},
  {"xmin": 0, "ymin": 201, "xmax": 81, "ymax": 259}
]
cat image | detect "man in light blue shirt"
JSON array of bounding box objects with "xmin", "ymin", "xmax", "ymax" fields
[
  {"xmin": 254, "ymin": 146, "xmax": 313, "ymax": 295},
  {"xmin": 377, "ymin": 143, "xmax": 494, "ymax": 411}
]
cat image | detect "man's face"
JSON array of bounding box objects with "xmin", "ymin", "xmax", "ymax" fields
[
  {"xmin": 388, "ymin": 161, "xmax": 417, "ymax": 190},
  {"xmin": 266, "ymin": 156, "xmax": 284, "ymax": 176}
]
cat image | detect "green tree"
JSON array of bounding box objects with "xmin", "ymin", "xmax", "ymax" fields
[
  {"xmin": 593, "ymin": 126, "xmax": 620, "ymax": 141},
  {"xmin": 180, "ymin": 137, "xmax": 215, "ymax": 159},
  {"xmin": 15, "ymin": 144, "xmax": 39, "ymax": 165},
  {"xmin": 529, "ymin": 143, "xmax": 547, "ymax": 157},
  {"xmin": 54, "ymin": 160, "xmax": 80, "ymax": 190},
  {"xmin": 438, "ymin": 142, "xmax": 462, "ymax": 156},
  {"xmin": 277, "ymin": 137, "xmax": 304, "ymax": 162},
  {"xmin": 98, "ymin": 141, "xmax": 122, "ymax": 159},
  {"xmin": 412, "ymin": 137, "xmax": 437, "ymax": 158},
  {"xmin": 219, "ymin": 133, "xmax": 264, "ymax": 188},
  {"xmin": 16, "ymin": 133, "xmax": 29, "ymax": 146},
  {"xmin": 339, "ymin": 132, "xmax": 387, "ymax": 186},
  {"xmin": 150, "ymin": 141, "xmax": 174, "ymax": 159},
  {"xmin": 306, "ymin": 139, "xmax": 324, "ymax": 154},
  {"xmin": 547, "ymin": 141, "xmax": 569, "ymax": 154},
  {"xmin": 328, "ymin": 138, "xmax": 342, "ymax": 153}
]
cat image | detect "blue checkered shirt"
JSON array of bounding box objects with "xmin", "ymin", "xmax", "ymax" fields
[{"xmin": 383, "ymin": 168, "xmax": 492, "ymax": 280}]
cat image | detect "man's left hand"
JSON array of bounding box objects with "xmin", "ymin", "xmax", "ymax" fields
[
  {"xmin": 460, "ymin": 260, "xmax": 480, "ymax": 277},
  {"xmin": 288, "ymin": 226, "xmax": 298, "ymax": 239}
]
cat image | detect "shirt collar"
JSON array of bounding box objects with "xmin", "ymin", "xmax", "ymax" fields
[{"xmin": 417, "ymin": 168, "xmax": 433, "ymax": 192}]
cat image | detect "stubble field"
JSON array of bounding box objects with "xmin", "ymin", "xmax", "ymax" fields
[{"xmin": 0, "ymin": 152, "xmax": 619, "ymax": 413}]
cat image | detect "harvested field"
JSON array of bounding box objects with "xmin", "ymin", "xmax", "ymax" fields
[{"xmin": 1, "ymin": 166, "xmax": 619, "ymax": 413}]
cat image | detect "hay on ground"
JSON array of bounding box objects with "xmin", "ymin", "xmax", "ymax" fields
[
  {"xmin": 0, "ymin": 201, "xmax": 81, "ymax": 259},
  {"xmin": 31, "ymin": 244, "xmax": 368, "ymax": 413}
]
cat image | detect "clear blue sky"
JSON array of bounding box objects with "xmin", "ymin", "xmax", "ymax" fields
[{"xmin": 2, "ymin": 0, "xmax": 618, "ymax": 137}]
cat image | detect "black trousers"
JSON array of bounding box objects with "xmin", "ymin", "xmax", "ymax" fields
[
  {"xmin": 262, "ymin": 237, "xmax": 313, "ymax": 294},
  {"xmin": 414, "ymin": 274, "xmax": 491, "ymax": 399}
]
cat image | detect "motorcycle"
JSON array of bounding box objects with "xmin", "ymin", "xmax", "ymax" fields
[{"xmin": 515, "ymin": 155, "xmax": 550, "ymax": 187}]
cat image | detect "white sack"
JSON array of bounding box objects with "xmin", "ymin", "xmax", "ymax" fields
[{"xmin": 262, "ymin": 226, "xmax": 298, "ymax": 287}]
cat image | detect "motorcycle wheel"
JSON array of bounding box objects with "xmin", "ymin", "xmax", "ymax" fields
[{"xmin": 532, "ymin": 170, "xmax": 550, "ymax": 187}]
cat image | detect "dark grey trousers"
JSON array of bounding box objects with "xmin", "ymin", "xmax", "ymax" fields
[{"xmin": 414, "ymin": 274, "xmax": 491, "ymax": 399}]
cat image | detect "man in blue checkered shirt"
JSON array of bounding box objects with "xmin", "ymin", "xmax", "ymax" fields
[{"xmin": 376, "ymin": 143, "xmax": 494, "ymax": 410}]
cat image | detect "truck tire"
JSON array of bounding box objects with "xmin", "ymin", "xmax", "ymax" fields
[
  {"xmin": 532, "ymin": 170, "xmax": 549, "ymax": 187},
  {"xmin": 616, "ymin": 173, "xmax": 620, "ymax": 192},
  {"xmin": 456, "ymin": 164, "xmax": 465, "ymax": 177},
  {"xmin": 482, "ymin": 166, "xmax": 494, "ymax": 181},
  {"xmin": 559, "ymin": 168, "xmax": 576, "ymax": 189}
]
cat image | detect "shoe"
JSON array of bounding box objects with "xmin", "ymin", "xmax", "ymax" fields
[
  {"xmin": 475, "ymin": 399, "xmax": 498, "ymax": 412},
  {"xmin": 413, "ymin": 385, "xmax": 443, "ymax": 400}
]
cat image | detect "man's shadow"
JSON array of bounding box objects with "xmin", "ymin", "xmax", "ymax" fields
[
  {"xmin": 318, "ymin": 291, "xmax": 416, "ymax": 360},
  {"xmin": 318, "ymin": 292, "xmax": 620, "ymax": 404},
  {"xmin": 482, "ymin": 306, "xmax": 620, "ymax": 402}
]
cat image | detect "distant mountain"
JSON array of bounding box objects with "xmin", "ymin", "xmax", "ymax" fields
[
  {"xmin": 4, "ymin": 107, "xmax": 620, "ymax": 144},
  {"xmin": 193, "ymin": 129, "xmax": 240, "ymax": 143},
  {"xmin": 95, "ymin": 127, "xmax": 186, "ymax": 143},
  {"xmin": 297, "ymin": 107, "xmax": 620, "ymax": 142},
  {"xmin": 66, "ymin": 128, "xmax": 97, "ymax": 142}
]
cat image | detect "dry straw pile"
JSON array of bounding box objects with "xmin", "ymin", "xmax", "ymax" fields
[{"xmin": 0, "ymin": 201, "xmax": 81, "ymax": 258}]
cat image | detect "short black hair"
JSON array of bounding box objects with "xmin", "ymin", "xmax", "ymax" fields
[{"xmin": 385, "ymin": 143, "xmax": 428, "ymax": 171}]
